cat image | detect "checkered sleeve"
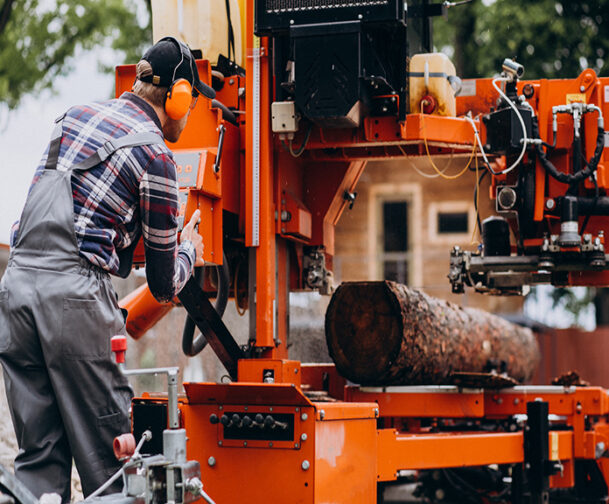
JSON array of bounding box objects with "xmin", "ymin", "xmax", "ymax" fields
[{"xmin": 140, "ymin": 153, "xmax": 196, "ymax": 303}]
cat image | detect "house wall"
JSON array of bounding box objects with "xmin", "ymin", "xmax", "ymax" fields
[{"xmin": 334, "ymin": 156, "xmax": 523, "ymax": 313}]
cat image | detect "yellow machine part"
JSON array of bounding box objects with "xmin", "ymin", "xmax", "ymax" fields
[
  {"xmin": 409, "ymin": 52, "xmax": 457, "ymax": 117},
  {"xmin": 151, "ymin": 0, "xmax": 246, "ymax": 68}
]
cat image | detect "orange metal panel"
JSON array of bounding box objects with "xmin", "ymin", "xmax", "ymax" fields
[
  {"xmin": 484, "ymin": 387, "xmax": 609, "ymax": 417},
  {"xmin": 314, "ymin": 417, "xmax": 377, "ymax": 503},
  {"xmin": 376, "ymin": 430, "xmax": 524, "ymax": 481},
  {"xmin": 238, "ymin": 359, "xmax": 301, "ymax": 385},
  {"xmin": 300, "ymin": 364, "xmax": 347, "ymax": 401},
  {"xmin": 183, "ymin": 382, "xmax": 314, "ymax": 407},
  {"xmin": 314, "ymin": 402, "xmax": 378, "ymax": 422},
  {"xmin": 345, "ymin": 386, "xmax": 485, "ymax": 418},
  {"xmin": 184, "ymin": 402, "xmax": 317, "ymax": 503},
  {"xmin": 401, "ymin": 114, "xmax": 477, "ymax": 145}
]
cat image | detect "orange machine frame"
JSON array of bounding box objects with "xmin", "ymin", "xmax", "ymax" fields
[{"xmin": 116, "ymin": 4, "xmax": 609, "ymax": 501}]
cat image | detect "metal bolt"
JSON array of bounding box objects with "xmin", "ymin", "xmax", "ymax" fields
[
  {"xmin": 244, "ymin": 406, "xmax": 248, "ymax": 411},
  {"xmin": 301, "ymin": 413, "xmax": 308, "ymax": 421},
  {"xmin": 358, "ymin": 13, "xmax": 363, "ymax": 19},
  {"xmin": 319, "ymin": 410, "xmax": 325, "ymax": 420},
  {"xmin": 294, "ymin": 443, "xmax": 299, "ymax": 448},
  {"xmin": 596, "ymin": 442, "xmax": 606, "ymax": 459},
  {"xmin": 269, "ymin": 442, "xmax": 273, "ymax": 447},
  {"xmin": 229, "ymin": 78, "xmax": 234, "ymax": 85},
  {"xmin": 301, "ymin": 433, "xmax": 308, "ymax": 441},
  {"xmin": 295, "ymin": 407, "xmax": 299, "ymax": 412},
  {"xmin": 374, "ymin": 408, "xmax": 379, "ymax": 417},
  {"xmin": 525, "ymin": 463, "xmax": 531, "ymax": 470},
  {"xmin": 546, "ymin": 199, "xmax": 556, "ymax": 210},
  {"xmin": 576, "ymin": 402, "xmax": 583, "ymax": 413},
  {"xmin": 270, "ymin": 407, "xmax": 273, "ymax": 412},
  {"xmin": 243, "ymin": 441, "xmax": 248, "ymax": 447},
  {"xmin": 218, "ymin": 441, "xmax": 223, "ymax": 446},
  {"xmin": 208, "ymin": 456, "xmax": 216, "ymax": 467},
  {"xmin": 302, "ymin": 460, "xmax": 310, "ymax": 471},
  {"xmin": 580, "ymin": 85, "xmax": 586, "ymax": 92},
  {"xmin": 219, "ymin": 406, "xmax": 223, "ymax": 411},
  {"xmin": 513, "ymin": 398, "xmax": 520, "ymax": 405},
  {"xmin": 290, "ymin": 19, "xmax": 294, "ymax": 24}
]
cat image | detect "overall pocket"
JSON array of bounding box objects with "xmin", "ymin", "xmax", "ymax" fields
[{"xmin": 61, "ymin": 298, "xmax": 111, "ymax": 360}]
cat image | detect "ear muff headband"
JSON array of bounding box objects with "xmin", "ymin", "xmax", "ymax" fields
[{"xmin": 162, "ymin": 37, "xmax": 195, "ymax": 120}]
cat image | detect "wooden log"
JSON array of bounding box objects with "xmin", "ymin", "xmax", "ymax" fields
[{"xmin": 325, "ymin": 281, "xmax": 539, "ymax": 386}]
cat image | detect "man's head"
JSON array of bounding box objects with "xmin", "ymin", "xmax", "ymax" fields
[{"xmin": 132, "ymin": 37, "xmax": 215, "ymax": 142}]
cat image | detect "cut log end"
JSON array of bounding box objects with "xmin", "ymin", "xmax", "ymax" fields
[{"xmin": 325, "ymin": 281, "xmax": 540, "ymax": 386}]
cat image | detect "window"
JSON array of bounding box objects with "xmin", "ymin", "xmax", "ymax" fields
[
  {"xmin": 437, "ymin": 211, "xmax": 469, "ymax": 234},
  {"xmin": 368, "ymin": 183, "xmax": 422, "ymax": 287},
  {"xmin": 428, "ymin": 201, "xmax": 474, "ymax": 244},
  {"xmin": 379, "ymin": 199, "xmax": 411, "ymax": 284}
]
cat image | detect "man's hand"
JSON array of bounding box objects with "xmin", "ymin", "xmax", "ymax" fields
[{"xmin": 181, "ymin": 209, "xmax": 205, "ymax": 267}]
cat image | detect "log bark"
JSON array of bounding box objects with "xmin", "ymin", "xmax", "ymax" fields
[{"xmin": 325, "ymin": 281, "xmax": 539, "ymax": 386}]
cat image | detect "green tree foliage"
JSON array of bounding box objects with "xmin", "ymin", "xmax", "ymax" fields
[
  {"xmin": 434, "ymin": 1, "xmax": 609, "ymax": 80},
  {"xmin": 0, "ymin": 0, "xmax": 152, "ymax": 109}
]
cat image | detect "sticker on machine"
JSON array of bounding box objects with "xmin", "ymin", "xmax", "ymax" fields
[
  {"xmin": 605, "ymin": 131, "xmax": 609, "ymax": 147},
  {"xmin": 459, "ymin": 79, "xmax": 477, "ymax": 97},
  {"xmin": 605, "ymin": 85, "xmax": 609, "ymax": 103}
]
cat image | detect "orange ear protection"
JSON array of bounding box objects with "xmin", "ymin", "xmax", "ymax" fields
[
  {"xmin": 165, "ymin": 78, "xmax": 192, "ymax": 120},
  {"xmin": 164, "ymin": 37, "xmax": 195, "ymax": 120}
]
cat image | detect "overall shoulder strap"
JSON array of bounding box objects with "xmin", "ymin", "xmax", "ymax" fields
[
  {"xmin": 44, "ymin": 113, "xmax": 67, "ymax": 170},
  {"xmin": 72, "ymin": 132, "xmax": 165, "ymax": 171}
]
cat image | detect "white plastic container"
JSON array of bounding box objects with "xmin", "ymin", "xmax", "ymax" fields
[{"xmin": 409, "ymin": 53, "xmax": 457, "ymax": 117}]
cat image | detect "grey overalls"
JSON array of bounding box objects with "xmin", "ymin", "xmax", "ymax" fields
[{"xmin": 0, "ymin": 116, "xmax": 162, "ymax": 502}]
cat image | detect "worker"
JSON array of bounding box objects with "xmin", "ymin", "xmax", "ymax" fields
[{"xmin": 0, "ymin": 37, "xmax": 213, "ymax": 502}]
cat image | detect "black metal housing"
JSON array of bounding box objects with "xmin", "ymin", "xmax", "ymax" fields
[
  {"xmin": 259, "ymin": 0, "xmax": 437, "ymax": 126},
  {"xmin": 483, "ymin": 107, "xmax": 532, "ymax": 156}
]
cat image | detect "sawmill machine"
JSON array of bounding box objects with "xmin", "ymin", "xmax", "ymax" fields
[{"xmin": 3, "ymin": 1, "xmax": 608, "ymax": 504}]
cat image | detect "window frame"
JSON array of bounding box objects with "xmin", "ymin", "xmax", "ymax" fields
[
  {"xmin": 427, "ymin": 201, "xmax": 475, "ymax": 244},
  {"xmin": 368, "ymin": 183, "xmax": 422, "ymax": 287}
]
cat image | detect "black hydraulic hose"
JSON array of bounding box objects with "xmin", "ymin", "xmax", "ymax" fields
[
  {"xmin": 182, "ymin": 253, "xmax": 230, "ymax": 356},
  {"xmin": 211, "ymin": 99, "xmax": 238, "ymax": 126},
  {"xmin": 532, "ymin": 115, "xmax": 604, "ymax": 185}
]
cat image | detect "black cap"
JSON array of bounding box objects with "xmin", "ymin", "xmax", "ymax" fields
[{"xmin": 138, "ymin": 37, "xmax": 215, "ymax": 99}]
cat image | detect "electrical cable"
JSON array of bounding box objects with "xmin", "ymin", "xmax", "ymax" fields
[
  {"xmin": 421, "ymin": 102, "xmax": 477, "ymax": 179},
  {"xmin": 470, "ymin": 149, "xmax": 481, "ymax": 245},
  {"xmin": 491, "ymin": 77, "xmax": 529, "ymax": 172},
  {"xmin": 397, "ymin": 143, "xmax": 454, "ymax": 178},
  {"xmin": 224, "ymin": 0, "xmax": 235, "ymax": 62},
  {"xmin": 287, "ymin": 122, "xmax": 313, "ymax": 157},
  {"xmin": 532, "ymin": 114, "xmax": 604, "ymax": 185}
]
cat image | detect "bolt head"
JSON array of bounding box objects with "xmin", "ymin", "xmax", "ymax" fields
[
  {"xmin": 301, "ymin": 413, "xmax": 308, "ymax": 421},
  {"xmin": 302, "ymin": 460, "xmax": 310, "ymax": 471},
  {"xmin": 208, "ymin": 456, "xmax": 216, "ymax": 467},
  {"xmin": 546, "ymin": 199, "xmax": 556, "ymax": 210},
  {"xmin": 301, "ymin": 433, "xmax": 308, "ymax": 441},
  {"xmin": 319, "ymin": 409, "xmax": 325, "ymax": 420}
]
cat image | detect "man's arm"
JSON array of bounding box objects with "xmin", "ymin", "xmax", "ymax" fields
[{"xmin": 139, "ymin": 152, "xmax": 197, "ymax": 303}]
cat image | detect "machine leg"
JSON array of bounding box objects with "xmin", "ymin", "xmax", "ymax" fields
[{"xmin": 525, "ymin": 401, "xmax": 550, "ymax": 504}]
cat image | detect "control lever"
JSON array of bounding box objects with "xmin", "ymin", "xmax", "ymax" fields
[{"xmin": 213, "ymin": 124, "xmax": 226, "ymax": 173}]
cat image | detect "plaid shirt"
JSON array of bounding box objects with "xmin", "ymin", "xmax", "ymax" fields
[{"xmin": 11, "ymin": 93, "xmax": 195, "ymax": 303}]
